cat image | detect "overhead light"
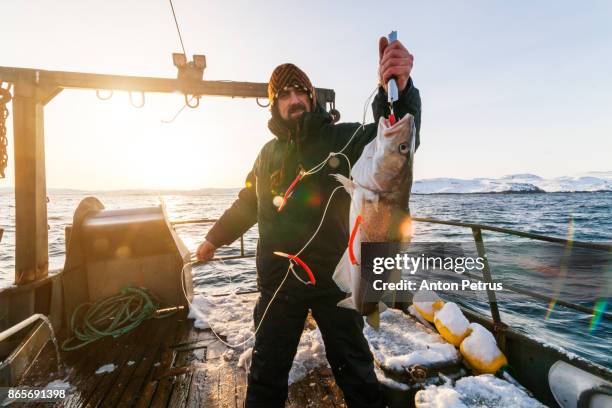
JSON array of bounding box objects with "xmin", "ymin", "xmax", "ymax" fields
[
  {"xmin": 193, "ymin": 55, "xmax": 206, "ymax": 70},
  {"xmin": 172, "ymin": 53, "xmax": 187, "ymax": 68}
]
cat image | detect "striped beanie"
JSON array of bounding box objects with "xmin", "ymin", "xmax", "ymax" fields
[{"xmin": 267, "ymin": 63, "xmax": 316, "ymax": 109}]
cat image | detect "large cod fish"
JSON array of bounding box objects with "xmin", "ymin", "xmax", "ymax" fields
[{"xmin": 333, "ymin": 113, "xmax": 416, "ymax": 328}]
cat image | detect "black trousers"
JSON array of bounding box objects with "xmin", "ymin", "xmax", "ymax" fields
[{"xmin": 245, "ymin": 291, "xmax": 384, "ymax": 408}]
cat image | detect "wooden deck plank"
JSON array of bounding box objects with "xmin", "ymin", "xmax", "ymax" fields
[
  {"xmin": 53, "ymin": 323, "xmax": 139, "ymax": 408},
  {"xmin": 165, "ymin": 326, "xmax": 210, "ymax": 407},
  {"xmin": 60, "ymin": 336, "xmax": 125, "ymax": 407},
  {"xmin": 86, "ymin": 321, "xmax": 153, "ymax": 407},
  {"xmin": 148, "ymin": 315, "xmax": 195, "ymax": 408},
  {"xmin": 316, "ymin": 366, "xmax": 346, "ymax": 407},
  {"xmin": 90, "ymin": 313, "xmax": 179, "ymax": 407},
  {"xmin": 217, "ymin": 360, "xmax": 237, "ymax": 408},
  {"xmin": 201, "ymin": 361, "xmax": 221, "ymax": 408},
  {"xmin": 12, "ymin": 293, "xmax": 350, "ymax": 408},
  {"xmin": 185, "ymin": 329, "xmax": 210, "ymax": 408},
  {"xmin": 96, "ymin": 332, "xmax": 153, "ymax": 407},
  {"xmin": 116, "ymin": 317, "xmax": 179, "ymax": 407},
  {"xmin": 234, "ymin": 362, "xmax": 247, "ymax": 408},
  {"xmin": 287, "ymin": 367, "xmax": 345, "ymax": 408},
  {"xmin": 131, "ymin": 314, "xmax": 186, "ymax": 408}
]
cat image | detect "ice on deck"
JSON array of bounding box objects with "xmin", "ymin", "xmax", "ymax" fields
[
  {"xmin": 188, "ymin": 292, "xmax": 328, "ymax": 384},
  {"xmin": 415, "ymin": 374, "xmax": 547, "ymax": 408},
  {"xmin": 363, "ymin": 308, "xmax": 460, "ymax": 372},
  {"xmin": 94, "ymin": 363, "xmax": 117, "ymax": 375}
]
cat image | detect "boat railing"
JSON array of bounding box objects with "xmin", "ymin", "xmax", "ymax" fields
[{"xmin": 171, "ymin": 216, "xmax": 612, "ymax": 326}]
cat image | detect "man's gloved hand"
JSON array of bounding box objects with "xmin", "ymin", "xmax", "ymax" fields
[
  {"xmin": 196, "ymin": 239, "xmax": 216, "ymax": 262},
  {"xmin": 378, "ymin": 36, "xmax": 414, "ymax": 93}
]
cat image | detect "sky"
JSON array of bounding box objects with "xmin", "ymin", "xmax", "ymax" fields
[{"xmin": 1, "ymin": 0, "xmax": 611, "ymax": 190}]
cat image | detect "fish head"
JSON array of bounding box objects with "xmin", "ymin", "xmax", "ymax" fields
[{"xmin": 371, "ymin": 113, "xmax": 416, "ymax": 200}]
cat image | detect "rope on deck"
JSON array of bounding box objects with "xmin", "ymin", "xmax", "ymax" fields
[{"xmin": 61, "ymin": 286, "xmax": 180, "ymax": 351}]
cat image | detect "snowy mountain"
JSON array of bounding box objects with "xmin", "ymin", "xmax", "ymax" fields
[{"xmin": 413, "ymin": 172, "xmax": 612, "ymax": 194}]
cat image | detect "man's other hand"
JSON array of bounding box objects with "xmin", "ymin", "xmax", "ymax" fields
[
  {"xmin": 196, "ymin": 239, "xmax": 216, "ymax": 262},
  {"xmin": 378, "ymin": 36, "xmax": 414, "ymax": 93}
]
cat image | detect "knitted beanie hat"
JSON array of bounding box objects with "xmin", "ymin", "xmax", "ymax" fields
[{"xmin": 267, "ymin": 63, "xmax": 316, "ymax": 110}]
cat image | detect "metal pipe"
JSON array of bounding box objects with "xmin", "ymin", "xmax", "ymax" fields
[
  {"xmin": 412, "ymin": 217, "xmax": 612, "ymax": 251},
  {"xmin": 460, "ymin": 271, "xmax": 612, "ymax": 320},
  {"xmin": 0, "ymin": 313, "xmax": 46, "ymax": 343},
  {"xmin": 190, "ymin": 254, "xmax": 255, "ymax": 267},
  {"xmin": 176, "ymin": 215, "xmax": 611, "ymax": 320},
  {"xmin": 172, "ymin": 216, "xmax": 611, "ymax": 251},
  {"xmin": 171, "ymin": 218, "xmax": 217, "ymax": 225}
]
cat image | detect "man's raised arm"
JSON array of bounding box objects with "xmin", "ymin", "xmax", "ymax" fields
[
  {"xmin": 341, "ymin": 37, "xmax": 421, "ymax": 162},
  {"xmin": 371, "ymin": 76, "xmax": 421, "ymax": 150}
]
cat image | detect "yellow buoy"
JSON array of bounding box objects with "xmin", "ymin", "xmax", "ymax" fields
[
  {"xmin": 460, "ymin": 323, "xmax": 508, "ymax": 374},
  {"xmin": 433, "ymin": 302, "xmax": 470, "ymax": 346},
  {"xmin": 413, "ymin": 290, "xmax": 444, "ymax": 323}
]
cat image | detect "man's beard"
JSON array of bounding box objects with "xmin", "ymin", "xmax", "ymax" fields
[{"xmin": 284, "ymin": 102, "xmax": 308, "ymax": 128}]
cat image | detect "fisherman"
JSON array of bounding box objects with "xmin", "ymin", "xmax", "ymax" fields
[{"xmin": 197, "ymin": 37, "xmax": 421, "ymax": 408}]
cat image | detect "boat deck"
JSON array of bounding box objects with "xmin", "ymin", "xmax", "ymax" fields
[{"xmin": 15, "ymin": 308, "xmax": 346, "ymax": 407}]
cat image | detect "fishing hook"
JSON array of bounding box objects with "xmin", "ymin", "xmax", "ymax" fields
[
  {"xmin": 185, "ymin": 94, "xmax": 200, "ymax": 108},
  {"xmin": 95, "ymin": 89, "xmax": 113, "ymax": 101},
  {"xmin": 129, "ymin": 91, "xmax": 145, "ymax": 108},
  {"xmin": 256, "ymin": 98, "xmax": 270, "ymax": 108}
]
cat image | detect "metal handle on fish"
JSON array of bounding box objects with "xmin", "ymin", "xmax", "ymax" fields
[{"xmin": 387, "ymin": 31, "xmax": 399, "ymax": 125}]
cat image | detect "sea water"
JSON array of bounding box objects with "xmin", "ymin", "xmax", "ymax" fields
[{"xmin": 0, "ymin": 190, "xmax": 610, "ymax": 369}]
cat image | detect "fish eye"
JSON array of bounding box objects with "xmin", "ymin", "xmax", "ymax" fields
[{"xmin": 398, "ymin": 143, "xmax": 409, "ymax": 155}]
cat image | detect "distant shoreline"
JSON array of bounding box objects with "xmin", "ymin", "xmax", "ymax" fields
[{"xmin": 2, "ymin": 188, "xmax": 611, "ymax": 195}]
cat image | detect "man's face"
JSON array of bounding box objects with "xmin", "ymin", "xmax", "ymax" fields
[{"xmin": 276, "ymin": 86, "xmax": 312, "ymax": 126}]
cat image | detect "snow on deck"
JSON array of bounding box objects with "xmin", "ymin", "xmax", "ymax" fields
[
  {"xmin": 363, "ymin": 308, "xmax": 460, "ymax": 372},
  {"xmin": 189, "ymin": 294, "xmax": 465, "ymax": 387},
  {"xmin": 188, "ymin": 292, "xmax": 328, "ymax": 384},
  {"xmin": 415, "ymin": 374, "xmax": 547, "ymax": 408}
]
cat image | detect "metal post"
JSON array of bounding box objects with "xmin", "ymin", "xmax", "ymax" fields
[
  {"xmin": 12, "ymin": 83, "xmax": 48, "ymax": 285},
  {"xmin": 11, "ymin": 78, "xmax": 61, "ymax": 286},
  {"xmin": 471, "ymin": 227, "xmax": 502, "ymax": 324},
  {"xmin": 240, "ymin": 236, "xmax": 245, "ymax": 257}
]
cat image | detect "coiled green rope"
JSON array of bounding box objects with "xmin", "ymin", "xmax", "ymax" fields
[{"xmin": 61, "ymin": 286, "xmax": 179, "ymax": 351}]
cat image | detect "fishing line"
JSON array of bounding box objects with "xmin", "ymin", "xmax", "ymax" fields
[
  {"xmin": 161, "ymin": 96, "xmax": 196, "ymax": 124},
  {"xmin": 303, "ymin": 86, "xmax": 377, "ymax": 177},
  {"xmin": 181, "ymin": 184, "xmax": 344, "ymax": 349},
  {"xmin": 168, "ymin": 0, "xmax": 188, "ymax": 56},
  {"xmin": 278, "ymin": 86, "xmax": 378, "ymax": 211},
  {"xmin": 181, "ymin": 87, "xmax": 379, "ymax": 349}
]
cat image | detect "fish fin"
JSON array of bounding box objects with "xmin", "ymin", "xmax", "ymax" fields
[
  {"xmin": 366, "ymin": 308, "xmax": 381, "ymax": 330},
  {"xmin": 332, "ymin": 174, "xmax": 355, "ymax": 194},
  {"xmin": 337, "ymin": 296, "xmax": 357, "ymax": 310},
  {"xmin": 370, "ymin": 191, "xmax": 380, "ymax": 212},
  {"xmin": 332, "ymin": 249, "xmax": 353, "ymax": 293}
]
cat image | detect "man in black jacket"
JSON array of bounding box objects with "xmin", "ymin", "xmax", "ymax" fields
[{"xmin": 196, "ymin": 37, "xmax": 421, "ymax": 408}]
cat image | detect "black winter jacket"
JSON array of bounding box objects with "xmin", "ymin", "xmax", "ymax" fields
[{"xmin": 206, "ymin": 79, "xmax": 421, "ymax": 299}]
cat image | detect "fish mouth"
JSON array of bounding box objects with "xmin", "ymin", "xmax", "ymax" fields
[{"xmin": 383, "ymin": 113, "xmax": 414, "ymax": 134}]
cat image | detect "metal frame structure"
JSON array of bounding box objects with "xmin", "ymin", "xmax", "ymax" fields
[{"xmin": 0, "ymin": 65, "xmax": 336, "ymax": 288}]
